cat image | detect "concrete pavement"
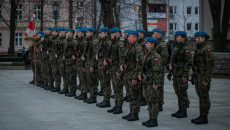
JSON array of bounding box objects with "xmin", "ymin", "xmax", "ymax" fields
[{"xmin": 0, "ymin": 70, "xmax": 229, "ymax": 130}]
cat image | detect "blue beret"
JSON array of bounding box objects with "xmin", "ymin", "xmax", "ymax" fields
[
  {"xmin": 52, "ymin": 28, "xmax": 59, "ymax": 32},
  {"xmin": 36, "ymin": 31, "xmax": 44, "ymax": 36},
  {"xmin": 46, "ymin": 27, "xmax": 52, "ymax": 31},
  {"xmin": 103, "ymin": 27, "xmax": 109, "ymax": 31},
  {"xmin": 175, "ymin": 31, "xmax": 187, "ymax": 37},
  {"xmin": 76, "ymin": 26, "xmax": 82, "ymax": 30},
  {"xmin": 59, "ymin": 28, "xmax": 67, "ymax": 32},
  {"xmin": 78, "ymin": 28, "xmax": 86, "ymax": 33},
  {"xmin": 99, "ymin": 27, "xmax": 109, "ymax": 33},
  {"xmin": 127, "ymin": 31, "xmax": 139, "ymax": 37},
  {"xmin": 152, "ymin": 28, "xmax": 164, "ymax": 35},
  {"xmin": 124, "ymin": 30, "xmax": 131, "ymax": 34},
  {"xmin": 66, "ymin": 29, "xmax": 75, "ymax": 33},
  {"xmin": 194, "ymin": 31, "xmax": 207, "ymax": 37},
  {"xmin": 86, "ymin": 28, "xmax": 95, "ymax": 32},
  {"xmin": 136, "ymin": 29, "xmax": 146, "ymax": 34},
  {"xmin": 145, "ymin": 37, "xmax": 159, "ymax": 44},
  {"xmin": 40, "ymin": 34, "xmax": 45, "ymax": 38},
  {"xmin": 111, "ymin": 27, "xmax": 121, "ymax": 33}
]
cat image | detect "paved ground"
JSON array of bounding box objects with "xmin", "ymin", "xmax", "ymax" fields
[{"xmin": 0, "ymin": 70, "xmax": 229, "ymax": 130}]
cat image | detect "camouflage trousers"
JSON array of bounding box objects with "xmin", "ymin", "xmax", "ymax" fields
[
  {"xmin": 65, "ymin": 65, "xmax": 77, "ymax": 93},
  {"xmin": 158, "ymin": 73, "xmax": 165, "ymax": 106},
  {"xmin": 31, "ymin": 61, "xmax": 35, "ymax": 81},
  {"xmin": 111, "ymin": 73, "xmax": 123, "ymax": 107},
  {"xmin": 77, "ymin": 67, "xmax": 88, "ymax": 94},
  {"xmin": 195, "ymin": 75, "xmax": 211, "ymax": 116},
  {"xmin": 36, "ymin": 61, "xmax": 42, "ymax": 83},
  {"xmin": 41, "ymin": 61, "xmax": 49, "ymax": 86},
  {"xmin": 124, "ymin": 79, "xmax": 130, "ymax": 99},
  {"xmin": 99, "ymin": 70, "xmax": 111, "ymax": 101},
  {"xmin": 59, "ymin": 62, "xmax": 67, "ymax": 90},
  {"xmin": 173, "ymin": 76, "xmax": 190, "ymax": 111},
  {"xmin": 51, "ymin": 62, "xmax": 61, "ymax": 88},
  {"xmin": 143, "ymin": 83, "xmax": 159, "ymax": 120},
  {"xmin": 47, "ymin": 61, "xmax": 54, "ymax": 86},
  {"xmin": 125, "ymin": 78, "xmax": 140, "ymax": 114},
  {"xmin": 86, "ymin": 69, "xmax": 99, "ymax": 98}
]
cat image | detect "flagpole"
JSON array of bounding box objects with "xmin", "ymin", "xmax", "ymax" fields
[{"xmin": 32, "ymin": 15, "xmax": 37, "ymax": 84}]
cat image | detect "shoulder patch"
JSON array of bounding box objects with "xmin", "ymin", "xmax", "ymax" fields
[
  {"xmin": 162, "ymin": 45, "xmax": 166, "ymax": 48},
  {"xmin": 154, "ymin": 58, "xmax": 158, "ymax": 62},
  {"xmin": 137, "ymin": 50, "xmax": 142, "ymax": 52},
  {"xmin": 185, "ymin": 50, "xmax": 190, "ymax": 53}
]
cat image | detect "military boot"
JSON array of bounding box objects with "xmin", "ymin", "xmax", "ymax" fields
[
  {"xmin": 124, "ymin": 96, "xmax": 129, "ymax": 101},
  {"xmin": 83, "ymin": 98, "xmax": 90, "ymax": 103},
  {"xmin": 113, "ymin": 107, "xmax": 123, "ymax": 114},
  {"xmin": 158, "ymin": 105, "xmax": 163, "ymax": 112},
  {"xmin": 96, "ymin": 101, "xmax": 111, "ymax": 108},
  {"xmin": 107, "ymin": 106, "xmax": 117, "ymax": 113},
  {"xmin": 122, "ymin": 113, "xmax": 132, "ymax": 119},
  {"xmin": 191, "ymin": 116, "xmax": 201, "ymax": 123},
  {"xmin": 140, "ymin": 99, "xmax": 147, "ymax": 106},
  {"xmin": 44, "ymin": 85, "xmax": 54, "ymax": 90},
  {"xmin": 193, "ymin": 116, "xmax": 208, "ymax": 124},
  {"xmin": 87, "ymin": 97, "xmax": 97, "ymax": 104},
  {"xmin": 58, "ymin": 88, "xmax": 68, "ymax": 94},
  {"xmin": 171, "ymin": 110, "xmax": 181, "ymax": 117},
  {"xmin": 65, "ymin": 91, "xmax": 76, "ymax": 97},
  {"xmin": 97, "ymin": 91, "xmax": 104, "ymax": 96},
  {"xmin": 145, "ymin": 119, "xmax": 158, "ymax": 127},
  {"xmin": 142, "ymin": 119, "xmax": 151, "ymax": 126},
  {"xmin": 50, "ymin": 87, "xmax": 60, "ymax": 92},
  {"xmin": 127, "ymin": 113, "xmax": 139, "ymax": 121},
  {"xmin": 78, "ymin": 93, "xmax": 87, "ymax": 100},
  {"xmin": 111, "ymin": 95, "xmax": 115, "ymax": 99},
  {"xmin": 29, "ymin": 80, "xmax": 34, "ymax": 84},
  {"xmin": 77, "ymin": 84, "xmax": 81, "ymax": 90},
  {"xmin": 176, "ymin": 110, "xmax": 187, "ymax": 118}
]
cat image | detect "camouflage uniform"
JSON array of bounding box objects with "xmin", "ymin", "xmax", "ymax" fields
[
  {"xmin": 40, "ymin": 38, "xmax": 49, "ymax": 87},
  {"xmin": 170, "ymin": 42, "xmax": 192, "ymax": 113},
  {"xmin": 45, "ymin": 34, "xmax": 54, "ymax": 87},
  {"xmin": 64, "ymin": 37, "xmax": 77, "ymax": 95},
  {"xmin": 29, "ymin": 42, "xmax": 35, "ymax": 82},
  {"xmin": 194, "ymin": 42, "xmax": 214, "ymax": 117},
  {"xmin": 123, "ymin": 41, "xmax": 143, "ymax": 116},
  {"xmin": 49, "ymin": 35, "xmax": 61, "ymax": 89},
  {"xmin": 156, "ymin": 40, "xmax": 168, "ymax": 108},
  {"xmin": 142, "ymin": 48, "xmax": 162, "ymax": 120},
  {"xmin": 36, "ymin": 39, "xmax": 43, "ymax": 85}
]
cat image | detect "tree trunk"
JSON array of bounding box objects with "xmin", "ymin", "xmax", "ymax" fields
[
  {"xmin": 40, "ymin": 0, "xmax": 44, "ymax": 31},
  {"xmin": 97, "ymin": 8, "xmax": 103, "ymax": 30},
  {"xmin": 93, "ymin": 0, "xmax": 97, "ymax": 29},
  {"xmin": 9, "ymin": 0, "xmax": 17, "ymax": 56},
  {"xmin": 221, "ymin": 0, "xmax": 230, "ymax": 51},
  {"xmin": 141, "ymin": 0, "xmax": 147, "ymax": 32},
  {"xmin": 69, "ymin": 0, "xmax": 73, "ymax": 28},
  {"xmin": 114, "ymin": 3, "xmax": 120, "ymax": 28}
]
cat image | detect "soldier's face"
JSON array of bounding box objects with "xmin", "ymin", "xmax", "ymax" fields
[
  {"xmin": 67, "ymin": 32, "xmax": 74, "ymax": 38},
  {"xmin": 78, "ymin": 31, "xmax": 84, "ymax": 37},
  {"xmin": 128, "ymin": 34, "xmax": 137, "ymax": 43},
  {"xmin": 138, "ymin": 32, "xmax": 144, "ymax": 39},
  {"xmin": 41, "ymin": 37, "xmax": 45, "ymax": 41},
  {"xmin": 111, "ymin": 33, "xmax": 115, "ymax": 39},
  {"xmin": 115, "ymin": 32, "xmax": 121, "ymax": 38},
  {"xmin": 176, "ymin": 35, "xmax": 185, "ymax": 43},
  {"xmin": 152, "ymin": 32, "xmax": 162, "ymax": 39},
  {"xmin": 145, "ymin": 42, "xmax": 154, "ymax": 49},
  {"xmin": 60, "ymin": 31, "xmax": 66, "ymax": 37},
  {"xmin": 35, "ymin": 34, "xmax": 41, "ymax": 39},
  {"xmin": 86, "ymin": 31, "xmax": 93, "ymax": 37},
  {"xmin": 100, "ymin": 32, "xmax": 106, "ymax": 39},
  {"xmin": 52, "ymin": 31, "xmax": 59, "ymax": 36},
  {"xmin": 196, "ymin": 36, "xmax": 205, "ymax": 43},
  {"xmin": 45, "ymin": 30, "xmax": 51, "ymax": 35}
]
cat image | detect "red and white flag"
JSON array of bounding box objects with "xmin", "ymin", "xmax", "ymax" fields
[{"xmin": 24, "ymin": 14, "xmax": 36, "ymax": 47}]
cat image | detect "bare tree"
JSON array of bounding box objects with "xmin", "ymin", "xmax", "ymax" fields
[{"xmin": 141, "ymin": 0, "xmax": 147, "ymax": 31}]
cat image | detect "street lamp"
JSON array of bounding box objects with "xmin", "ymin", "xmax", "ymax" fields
[{"xmin": 53, "ymin": 2, "xmax": 58, "ymax": 27}]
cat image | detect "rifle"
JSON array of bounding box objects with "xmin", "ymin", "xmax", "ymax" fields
[
  {"xmin": 103, "ymin": 37, "xmax": 116, "ymax": 77},
  {"xmin": 82, "ymin": 39, "xmax": 90, "ymax": 68},
  {"xmin": 138, "ymin": 50, "xmax": 149, "ymax": 93},
  {"xmin": 94, "ymin": 38, "xmax": 105, "ymax": 69},
  {"xmin": 119, "ymin": 40, "xmax": 133, "ymax": 81}
]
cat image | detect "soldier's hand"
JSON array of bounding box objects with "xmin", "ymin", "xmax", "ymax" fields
[
  {"xmin": 82, "ymin": 68, "xmax": 86, "ymax": 72},
  {"xmin": 103, "ymin": 60, "xmax": 108, "ymax": 66},
  {"xmin": 182, "ymin": 77, "xmax": 187, "ymax": 83},
  {"xmin": 72, "ymin": 55, "xmax": 75, "ymax": 60},
  {"xmin": 169, "ymin": 65, "xmax": 172, "ymax": 70},
  {"xmin": 81, "ymin": 56, "xmax": 85, "ymax": 61},
  {"xmin": 107, "ymin": 58, "xmax": 112, "ymax": 63},
  {"xmin": 132, "ymin": 80, "xmax": 137, "ymax": 85},
  {"xmin": 90, "ymin": 67, "xmax": 94, "ymax": 73},
  {"xmin": 73, "ymin": 65, "xmax": 76, "ymax": 69},
  {"xmin": 116, "ymin": 72, "xmax": 120, "ymax": 79},
  {"xmin": 63, "ymin": 56, "xmax": 65, "ymax": 60},
  {"xmin": 190, "ymin": 70, "xmax": 194, "ymax": 74},
  {"xmin": 96, "ymin": 55, "xmax": 98, "ymax": 61},
  {"xmin": 55, "ymin": 54, "xmax": 57, "ymax": 58},
  {"xmin": 203, "ymin": 82, "xmax": 208, "ymax": 87},
  {"xmin": 47, "ymin": 51, "xmax": 49, "ymax": 55},
  {"xmin": 138, "ymin": 75, "xmax": 142, "ymax": 81},
  {"xmin": 153, "ymin": 84, "xmax": 158, "ymax": 91},
  {"xmin": 61, "ymin": 64, "xmax": 64, "ymax": 67},
  {"xmin": 120, "ymin": 65, "xmax": 123, "ymax": 72}
]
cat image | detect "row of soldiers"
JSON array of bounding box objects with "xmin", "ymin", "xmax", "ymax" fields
[{"xmin": 28, "ymin": 26, "xmax": 214, "ymax": 127}]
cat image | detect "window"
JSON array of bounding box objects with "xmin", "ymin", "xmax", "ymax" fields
[
  {"xmin": 169, "ymin": 6, "xmax": 176, "ymax": 14},
  {"xmin": 34, "ymin": 5, "xmax": 41, "ymax": 21},
  {"xmin": 76, "ymin": 17, "xmax": 84, "ymax": 26},
  {"xmin": 195, "ymin": 23, "xmax": 199, "ymax": 30},
  {"xmin": 16, "ymin": 5, "xmax": 22, "ymax": 20},
  {"xmin": 15, "ymin": 33, "xmax": 22, "ymax": 47},
  {"xmin": 52, "ymin": 2, "xmax": 59, "ymax": 21},
  {"xmin": 187, "ymin": 23, "xmax": 192, "ymax": 30},
  {"xmin": 187, "ymin": 6, "xmax": 192, "ymax": 15},
  {"xmin": 169, "ymin": 23, "xmax": 177, "ymax": 35},
  {"xmin": 77, "ymin": 1, "xmax": 83, "ymax": 9},
  {"xmin": 0, "ymin": 33, "xmax": 2, "ymax": 47},
  {"xmin": 148, "ymin": 4, "xmax": 165, "ymax": 12},
  {"xmin": 0, "ymin": 4, "xmax": 2, "ymax": 20},
  {"xmin": 195, "ymin": 7, "xmax": 199, "ymax": 14}
]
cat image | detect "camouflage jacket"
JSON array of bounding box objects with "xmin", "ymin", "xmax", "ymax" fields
[
  {"xmin": 170, "ymin": 42, "xmax": 192, "ymax": 77},
  {"xmin": 73, "ymin": 36, "xmax": 86, "ymax": 67},
  {"xmin": 156, "ymin": 40, "xmax": 168, "ymax": 72},
  {"xmin": 142, "ymin": 48, "xmax": 162, "ymax": 85},
  {"xmin": 63, "ymin": 37, "xmax": 75, "ymax": 66},
  {"xmin": 57, "ymin": 36, "xmax": 66, "ymax": 63},
  {"xmin": 123, "ymin": 41, "xmax": 144, "ymax": 80},
  {"xmin": 194, "ymin": 42, "xmax": 214, "ymax": 83},
  {"xmin": 36, "ymin": 39, "xmax": 43, "ymax": 61},
  {"xmin": 97, "ymin": 37, "xmax": 111, "ymax": 70},
  {"xmin": 48, "ymin": 35, "xmax": 59, "ymax": 64},
  {"xmin": 45, "ymin": 34, "xmax": 53, "ymax": 60},
  {"xmin": 138, "ymin": 38, "xmax": 147, "ymax": 54}
]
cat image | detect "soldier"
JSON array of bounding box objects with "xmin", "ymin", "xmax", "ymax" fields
[
  {"xmin": 105, "ymin": 28, "xmax": 124, "ymax": 114},
  {"xmin": 46, "ymin": 28, "xmax": 61, "ymax": 92},
  {"xmin": 139, "ymin": 37, "xmax": 161, "ymax": 127},
  {"xmin": 44, "ymin": 27, "xmax": 54, "ymax": 90},
  {"xmin": 81, "ymin": 28, "xmax": 99, "ymax": 103},
  {"xmin": 152, "ymin": 28, "xmax": 168, "ymax": 111},
  {"xmin": 169, "ymin": 31, "xmax": 192, "ymax": 118},
  {"xmin": 55, "ymin": 28, "xmax": 68, "ymax": 93},
  {"xmin": 62, "ymin": 29, "xmax": 77, "ymax": 97},
  {"xmin": 96, "ymin": 27, "xmax": 113, "ymax": 108},
  {"xmin": 73, "ymin": 27, "xmax": 88, "ymax": 99},
  {"xmin": 191, "ymin": 31, "xmax": 214, "ymax": 124},
  {"xmin": 136, "ymin": 28, "xmax": 147, "ymax": 106},
  {"xmin": 120, "ymin": 31, "xmax": 143, "ymax": 121}
]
